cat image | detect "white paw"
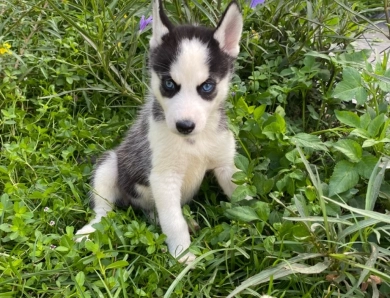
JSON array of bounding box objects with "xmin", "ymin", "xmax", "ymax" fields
[
  {"xmin": 74, "ymin": 224, "xmax": 96, "ymax": 242},
  {"xmin": 177, "ymin": 252, "xmax": 196, "ymax": 264}
]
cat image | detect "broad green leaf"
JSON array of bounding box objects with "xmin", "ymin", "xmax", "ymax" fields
[
  {"xmin": 262, "ymin": 123, "xmax": 280, "ymax": 140},
  {"xmin": 252, "ymin": 201, "xmax": 270, "ymax": 221},
  {"xmin": 305, "ymin": 51, "xmax": 331, "ymax": 61},
  {"xmin": 303, "ymin": 55, "xmax": 315, "ymax": 69},
  {"xmin": 350, "ymin": 128, "xmax": 370, "ymax": 139},
  {"xmin": 329, "ymin": 160, "xmax": 359, "ymax": 196},
  {"xmin": 332, "ymin": 139, "xmax": 362, "ymax": 163},
  {"xmin": 232, "ymin": 171, "xmax": 247, "ymax": 182},
  {"xmin": 360, "ymin": 113, "xmax": 371, "ymax": 129},
  {"xmin": 234, "ymin": 155, "xmax": 249, "ymax": 172},
  {"xmin": 55, "ymin": 246, "xmax": 69, "ymax": 252},
  {"xmin": 253, "ymin": 105, "xmax": 266, "ymax": 120},
  {"xmin": 236, "ymin": 97, "xmax": 252, "ymax": 114},
  {"xmin": 106, "ymin": 260, "xmax": 129, "ymax": 270},
  {"xmin": 294, "ymin": 194, "xmax": 310, "ymax": 218},
  {"xmin": 307, "ymin": 105, "xmax": 320, "ymax": 120},
  {"xmin": 367, "ymin": 114, "xmax": 385, "ymax": 137},
  {"xmin": 356, "ymin": 155, "xmax": 378, "ymax": 179},
  {"xmin": 263, "ymin": 114, "xmax": 286, "ymax": 140},
  {"xmin": 275, "ymin": 106, "xmax": 286, "ymax": 117},
  {"xmin": 0, "ymin": 223, "xmax": 12, "ymax": 232},
  {"xmin": 378, "ymin": 69, "xmax": 390, "ymax": 92},
  {"xmin": 333, "ymin": 67, "xmax": 367, "ymax": 104},
  {"xmin": 285, "ymin": 148, "xmax": 300, "ymax": 163},
  {"xmin": 85, "ymin": 240, "xmax": 99, "ymax": 253},
  {"xmin": 75, "ymin": 271, "xmax": 85, "ymax": 287},
  {"xmin": 362, "ymin": 138, "xmax": 390, "ymax": 148},
  {"xmin": 225, "ymin": 206, "xmax": 260, "ymax": 222},
  {"xmin": 231, "ymin": 185, "xmax": 256, "ymax": 202},
  {"xmin": 291, "ymin": 133, "xmax": 328, "ymax": 151},
  {"xmin": 263, "ymin": 236, "xmax": 275, "ymax": 253},
  {"xmin": 253, "ymin": 173, "xmax": 274, "ymax": 196},
  {"xmin": 335, "ymin": 110, "xmax": 360, "ymax": 128}
]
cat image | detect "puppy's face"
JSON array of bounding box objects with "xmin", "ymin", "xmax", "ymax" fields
[{"xmin": 149, "ymin": 0, "xmax": 243, "ymax": 136}]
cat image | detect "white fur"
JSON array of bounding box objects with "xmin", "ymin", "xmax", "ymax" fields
[
  {"xmin": 150, "ymin": 0, "xmax": 169, "ymax": 48},
  {"xmin": 148, "ymin": 112, "xmax": 238, "ymax": 261},
  {"xmin": 75, "ymin": 151, "xmax": 118, "ymax": 237},
  {"xmin": 214, "ymin": 3, "xmax": 243, "ymax": 57}
]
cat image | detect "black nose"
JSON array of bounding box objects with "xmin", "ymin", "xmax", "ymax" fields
[{"xmin": 176, "ymin": 120, "xmax": 195, "ymax": 134}]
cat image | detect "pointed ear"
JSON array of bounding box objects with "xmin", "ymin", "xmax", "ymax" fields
[
  {"xmin": 214, "ymin": 1, "xmax": 243, "ymax": 57},
  {"xmin": 150, "ymin": 0, "xmax": 174, "ymax": 48}
]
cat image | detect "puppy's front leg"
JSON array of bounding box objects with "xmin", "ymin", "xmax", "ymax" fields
[{"xmin": 150, "ymin": 171, "xmax": 195, "ymax": 263}]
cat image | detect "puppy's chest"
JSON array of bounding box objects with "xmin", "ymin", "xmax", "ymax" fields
[
  {"xmin": 180, "ymin": 153, "xmax": 209, "ymax": 203},
  {"xmin": 153, "ymin": 136, "xmax": 216, "ymax": 202}
]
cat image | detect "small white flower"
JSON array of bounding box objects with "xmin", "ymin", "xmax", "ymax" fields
[
  {"xmin": 50, "ymin": 244, "xmax": 56, "ymax": 250},
  {"xmin": 49, "ymin": 220, "xmax": 55, "ymax": 226},
  {"xmin": 44, "ymin": 207, "xmax": 49, "ymax": 212}
]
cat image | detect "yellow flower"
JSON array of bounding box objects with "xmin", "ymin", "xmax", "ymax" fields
[
  {"xmin": 0, "ymin": 43, "xmax": 11, "ymax": 55},
  {"xmin": 124, "ymin": 14, "xmax": 128, "ymax": 18}
]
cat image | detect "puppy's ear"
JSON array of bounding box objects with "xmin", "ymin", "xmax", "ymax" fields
[
  {"xmin": 150, "ymin": 0, "xmax": 174, "ymax": 48},
  {"xmin": 214, "ymin": 1, "xmax": 243, "ymax": 57}
]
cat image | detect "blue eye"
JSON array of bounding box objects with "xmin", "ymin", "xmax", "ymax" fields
[
  {"xmin": 201, "ymin": 82, "xmax": 215, "ymax": 93},
  {"xmin": 163, "ymin": 79, "xmax": 176, "ymax": 91}
]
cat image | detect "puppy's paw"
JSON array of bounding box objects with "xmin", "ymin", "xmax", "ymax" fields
[
  {"xmin": 177, "ymin": 252, "xmax": 196, "ymax": 265},
  {"xmin": 74, "ymin": 224, "xmax": 96, "ymax": 242}
]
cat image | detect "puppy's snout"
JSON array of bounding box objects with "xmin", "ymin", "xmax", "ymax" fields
[{"xmin": 176, "ymin": 120, "xmax": 195, "ymax": 134}]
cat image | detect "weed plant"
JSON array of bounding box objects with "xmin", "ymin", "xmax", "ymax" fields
[{"xmin": 0, "ymin": 0, "xmax": 389, "ymax": 297}]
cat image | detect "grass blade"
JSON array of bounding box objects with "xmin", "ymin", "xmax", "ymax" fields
[{"xmin": 227, "ymin": 253, "xmax": 326, "ymax": 298}]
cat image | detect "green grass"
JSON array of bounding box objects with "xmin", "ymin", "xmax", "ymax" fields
[{"xmin": 1, "ymin": 0, "xmax": 390, "ymax": 297}]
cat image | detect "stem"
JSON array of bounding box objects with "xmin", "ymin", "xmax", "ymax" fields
[
  {"xmin": 310, "ymin": 127, "xmax": 352, "ymax": 135},
  {"xmin": 316, "ymin": 99, "xmax": 326, "ymax": 131},
  {"xmin": 373, "ymin": 86, "xmax": 380, "ymax": 115},
  {"xmin": 302, "ymin": 90, "xmax": 306, "ymax": 131}
]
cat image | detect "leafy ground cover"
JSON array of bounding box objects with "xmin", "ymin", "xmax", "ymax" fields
[{"xmin": 0, "ymin": 0, "xmax": 389, "ymax": 297}]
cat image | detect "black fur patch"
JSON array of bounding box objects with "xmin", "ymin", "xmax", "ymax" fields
[
  {"xmin": 152, "ymin": 98, "xmax": 165, "ymax": 121},
  {"xmin": 218, "ymin": 103, "xmax": 229, "ymax": 131},
  {"xmin": 115, "ymin": 104, "xmax": 152, "ymax": 208}
]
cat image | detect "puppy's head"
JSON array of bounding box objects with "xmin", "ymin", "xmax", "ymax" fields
[{"xmin": 149, "ymin": 0, "xmax": 243, "ymax": 136}]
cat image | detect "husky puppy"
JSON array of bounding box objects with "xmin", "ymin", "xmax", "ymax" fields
[{"xmin": 76, "ymin": 0, "xmax": 244, "ymax": 263}]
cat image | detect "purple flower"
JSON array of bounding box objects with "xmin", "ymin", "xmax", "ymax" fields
[
  {"xmin": 250, "ymin": 0, "xmax": 265, "ymax": 8},
  {"xmin": 139, "ymin": 15, "xmax": 153, "ymax": 31}
]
